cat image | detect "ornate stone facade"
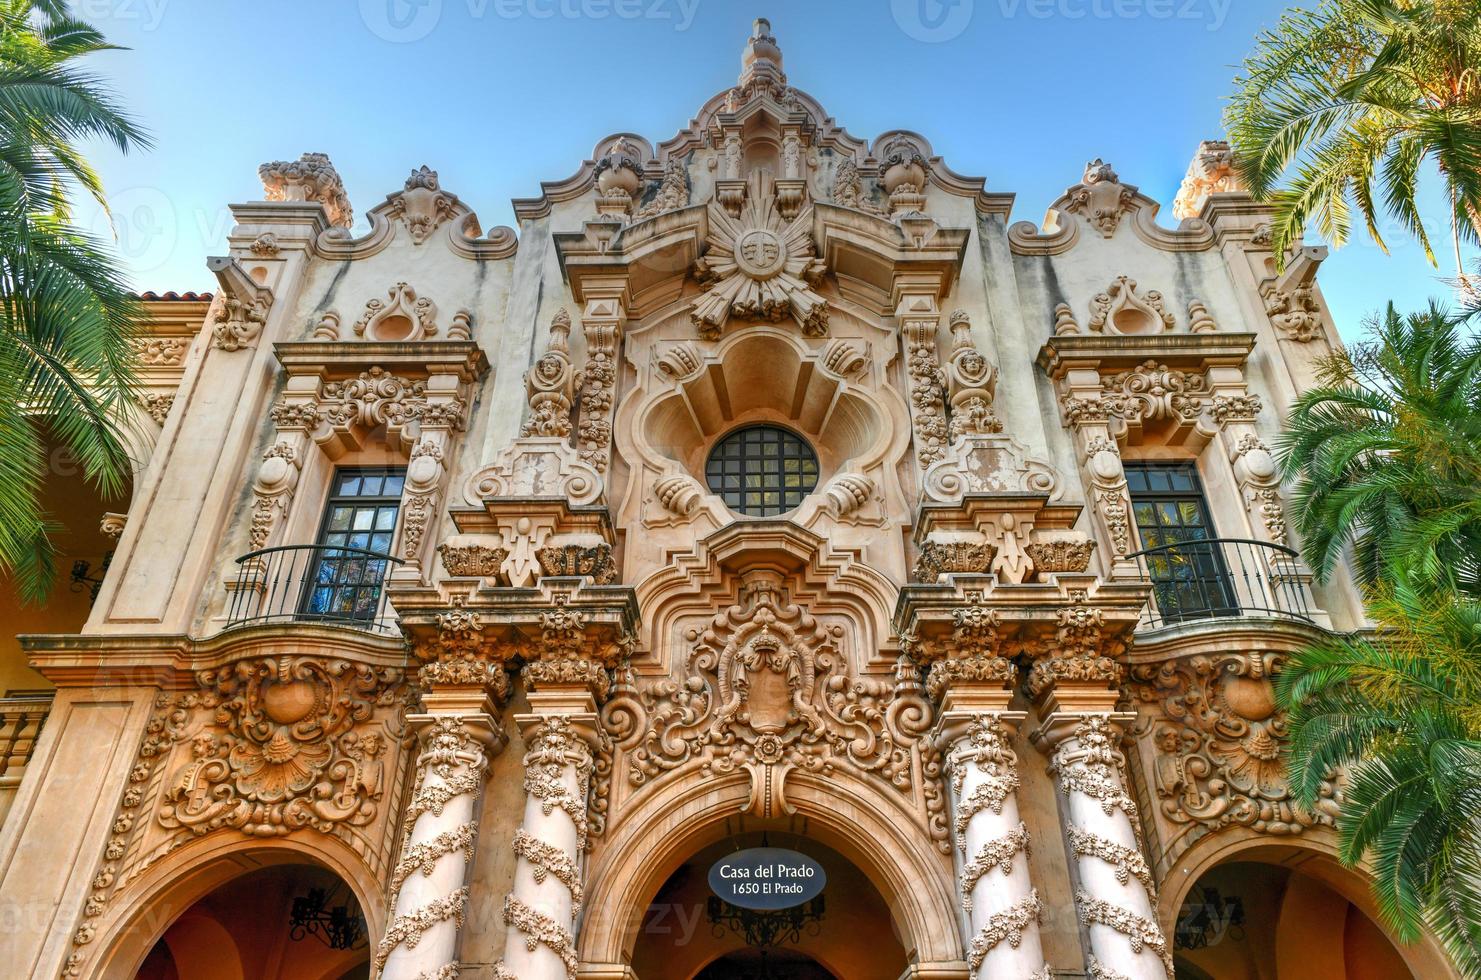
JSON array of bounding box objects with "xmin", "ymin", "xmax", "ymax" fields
[{"xmin": 0, "ymin": 17, "xmax": 1455, "ymax": 980}]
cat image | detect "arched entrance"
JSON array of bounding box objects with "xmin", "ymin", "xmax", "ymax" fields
[
  {"xmin": 133, "ymin": 863, "xmax": 370, "ymax": 980},
  {"xmin": 630, "ymin": 830, "xmax": 906, "ymax": 980},
  {"xmin": 1162, "ymin": 840, "xmax": 1455, "ymax": 980}
]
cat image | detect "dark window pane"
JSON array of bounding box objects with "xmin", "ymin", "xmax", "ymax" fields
[
  {"xmin": 1124, "ymin": 462, "xmax": 1235, "ymax": 623},
  {"xmin": 703, "ymin": 426, "xmax": 819, "ymax": 517}
]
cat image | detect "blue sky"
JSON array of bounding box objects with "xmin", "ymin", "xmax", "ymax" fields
[{"xmin": 76, "ymin": 0, "xmax": 1473, "ymax": 341}]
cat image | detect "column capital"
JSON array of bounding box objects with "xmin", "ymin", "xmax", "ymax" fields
[{"xmin": 1030, "ymin": 709, "xmax": 1136, "ymax": 757}]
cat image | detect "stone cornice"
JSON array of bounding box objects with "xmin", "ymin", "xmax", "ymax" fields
[
  {"xmin": 1037, "ymin": 332, "xmax": 1258, "ymax": 377},
  {"xmin": 19, "ymin": 623, "xmax": 409, "ymax": 688},
  {"xmin": 273, "ymin": 339, "xmax": 490, "ymax": 381}
]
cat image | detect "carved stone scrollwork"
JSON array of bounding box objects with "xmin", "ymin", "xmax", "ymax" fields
[
  {"xmin": 157, "ymin": 656, "xmax": 404, "ymax": 838},
  {"xmin": 621, "ymin": 571, "xmax": 941, "ymax": 840},
  {"xmin": 535, "ymin": 544, "xmax": 618, "ymax": 585},
  {"xmin": 1172, "ymin": 140, "xmax": 1243, "ymax": 220},
  {"xmin": 576, "ymin": 300, "xmax": 623, "ymax": 475},
  {"xmin": 690, "ymin": 170, "xmax": 828, "ymax": 339},
  {"xmin": 921, "ymin": 432, "xmax": 1060, "ymax": 504},
  {"xmin": 1025, "ymin": 603, "xmax": 1123, "ymax": 700},
  {"xmin": 879, "ymin": 134, "xmax": 929, "ymax": 216},
  {"xmin": 387, "ymin": 166, "xmax": 457, "ymax": 245},
  {"xmin": 912, "ymin": 541, "xmax": 998, "ymax": 584},
  {"xmin": 1266, "ymin": 286, "xmax": 1323, "ymax": 342},
  {"xmin": 208, "ymin": 256, "xmax": 274, "ymax": 352},
  {"xmin": 1129, "ymin": 652, "xmax": 1341, "ymax": 843},
  {"xmin": 1089, "ymin": 277, "xmax": 1176, "ymax": 336},
  {"xmin": 1065, "ymin": 159, "xmax": 1136, "ymax": 238},
  {"xmin": 523, "ymin": 310, "xmax": 576, "ymax": 438},
  {"xmin": 437, "ymin": 543, "xmax": 509, "ymax": 579},
  {"xmin": 353, "ymin": 282, "xmax": 438, "ymax": 341}
]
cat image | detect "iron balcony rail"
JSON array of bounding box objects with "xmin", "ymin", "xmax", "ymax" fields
[
  {"xmin": 1124, "ymin": 537, "xmax": 1315, "ymax": 630},
  {"xmin": 224, "ymin": 544, "xmax": 403, "ymax": 634}
]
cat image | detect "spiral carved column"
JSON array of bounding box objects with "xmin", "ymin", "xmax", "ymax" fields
[
  {"xmin": 376, "ymin": 713, "xmax": 503, "ymax": 980},
  {"xmin": 379, "ymin": 604, "xmax": 511, "ymax": 980},
  {"xmin": 1039, "ymin": 714, "xmax": 1169, "ymax": 980},
  {"xmin": 941, "ymin": 713, "xmax": 1052, "ymax": 980},
  {"xmin": 494, "ymin": 713, "xmax": 598, "ymax": 980}
]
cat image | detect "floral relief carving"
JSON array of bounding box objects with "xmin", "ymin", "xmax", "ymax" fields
[
  {"xmin": 259, "ymin": 151, "xmax": 353, "ymax": 227},
  {"xmin": 1129, "ymin": 652, "xmax": 1341, "ymax": 841},
  {"xmin": 132, "ymin": 336, "xmax": 188, "ymax": 365},
  {"xmin": 438, "ymin": 543, "xmax": 509, "ymax": 579},
  {"xmin": 138, "ymin": 393, "xmax": 175, "ymax": 425},
  {"xmin": 967, "ymin": 892, "xmax": 1044, "ymax": 971},
  {"xmin": 831, "ymin": 158, "xmax": 883, "ymax": 215},
  {"xmin": 691, "ymin": 170, "xmax": 828, "ymax": 339},
  {"xmin": 159, "ymin": 657, "xmax": 400, "ymax": 837},
  {"xmin": 1172, "ymin": 139, "xmax": 1242, "ymax": 220},
  {"xmin": 633, "ymin": 158, "xmax": 690, "ymax": 220},
  {"xmin": 912, "ymin": 540, "xmax": 997, "ymax": 584},
  {"xmin": 610, "ymin": 572, "xmax": 941, "ymax": 838},
  {"xmin": 904, "ymin": 317, "xmax": 949, "ymax": 469},
  {"xmin": 1076, "ymin": 892, "xmax": 1174, "ymax": 977},
  {"xmin": 1100, "ymin": 361, "xmax": 1209, "ymax": 427},
  {"xmin": 535, "ymin": 543, "xmax": 618, "ymax": 585},
  {"xmin": 576, "ymin": 303, "xmax": 622, "ymax": 474}
]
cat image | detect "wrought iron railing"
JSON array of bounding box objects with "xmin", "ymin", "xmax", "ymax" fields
[
  {"xmin": 1124, "ymin": 537, "xmax": 1315, "ymax": 630},
  {"xmin": 224, "ymin": 544, "xmax": 403, "ymax": 634}
]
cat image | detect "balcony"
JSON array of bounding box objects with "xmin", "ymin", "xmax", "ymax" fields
[
  {"xmin": 224, "ymin": 544, "xmax": 403, "ymax": 634},
  {"xmin": 1124, "ymin": 538, "xmax": 1317, "ymax": 631}
]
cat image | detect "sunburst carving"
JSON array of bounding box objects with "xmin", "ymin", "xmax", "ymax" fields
[{"xmin": 690, "ymin": 171, "xmax": 828, "ymax": 339}]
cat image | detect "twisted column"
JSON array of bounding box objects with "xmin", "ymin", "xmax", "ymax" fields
[
  {"xmin": 1040, "ymin": 715, "xmax": 1170, "ymax": 980},
  {"xmin": 380, "ymin": 603, "xmax": 511, "ymax": 980},
  {"xmin": 495, "ymin": 714, "xmax": 597, "ymax": 980},
  {"xmin": 941, "ymin": 713, "xmax": 1052, "ymax": 980},
  {"xmin": 376, "ymin": 714, "xmax": 503, "ymax": 980}
]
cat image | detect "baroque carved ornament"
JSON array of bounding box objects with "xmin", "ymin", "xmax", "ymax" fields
[
  {"xmin": 604, "ymin": 572, "xmax": 946, "ymax": 845},
  {"xmin": 1130, "ymin": 651, "xmax": 1341, "ymax": 841},
  {"xmin": 691, "ymin": 170, "xmax": 828, "ymax": 339}
]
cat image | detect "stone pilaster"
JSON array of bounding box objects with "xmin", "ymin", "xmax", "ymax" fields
[{"xmin": 378, "ymin": 607, "xmax": 511, "ymax": 980}]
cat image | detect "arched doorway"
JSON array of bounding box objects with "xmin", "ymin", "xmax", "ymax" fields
[
  {"xmin": 1170, "ymin": 855, "xmax": 1423, "ymax": 980},
  {"xmin": 132, "ymin": 863, "xmax": 370, "ymax": 980},
  {"xmin": 630, "ymin": 830, "xmax": 907, "ymax": 980}
]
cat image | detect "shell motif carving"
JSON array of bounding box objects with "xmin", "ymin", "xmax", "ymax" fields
[{"xmin": 1129, "ymin": 652, "xmax": 1342, "ymax": 849}]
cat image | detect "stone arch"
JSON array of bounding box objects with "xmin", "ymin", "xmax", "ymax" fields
[
  {"xmin": 1159, "ymin": 831, "xmax": 1457, "ymax": 980},
  {"xmin": 579, "ymin": 766, "xmax": 963, "ymax": 973},
  {"xmin": 81, "ymin": 832, "xmax": 385, "ymax": 980}
]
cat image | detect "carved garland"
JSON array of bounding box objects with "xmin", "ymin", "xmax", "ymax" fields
[{"xmin": 966, "ymin": 892, "xmax": 1045, "ymax": 971}]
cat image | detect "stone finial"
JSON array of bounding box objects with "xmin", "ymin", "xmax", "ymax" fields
[
  {"xmin": 1172, "ymin": 139, "xmax": 1244, "ymax": 220},
  {"xmin": 740, "ymin": 17, "xmax": 783, "ymax": 81},
  {"xmin": 258, "ymin": 152, "xmax": 352, "ymax": 228}
]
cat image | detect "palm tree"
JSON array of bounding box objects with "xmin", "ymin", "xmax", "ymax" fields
[
  {"xmin": 1278, "ymin": 580, "xmax": 1481, "ymax": 979},
  {"xmin": 1279, "ymin": 300, "xmax": 1481, "ymax": 976},
  {"xmin": 1279, "ymin": 302, "xmax": 1481, "ymax": 596},
  {"xmin": 1226, "ymin": 0, "xmax": 1481, "ymax": 288},
  {"xmin": 0, "ymin": 0, "xmax": 149, "ymax": 601}
]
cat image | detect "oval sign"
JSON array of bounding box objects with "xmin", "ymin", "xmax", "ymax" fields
[{"xmin": 708, "ymin": 847, "xmax": 826, "ymax": 911}]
